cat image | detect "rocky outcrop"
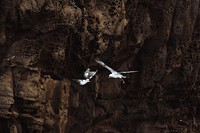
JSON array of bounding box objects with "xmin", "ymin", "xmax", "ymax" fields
[{"xmin": 0, "ymin": 0, "xmax": 199, "ymax": 132}]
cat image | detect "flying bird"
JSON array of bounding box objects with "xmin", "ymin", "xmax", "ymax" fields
[
  {"xmin": 5, "ymin": 55, "xmax": 15, "ymax": 61},
  {"xmin": 73, "ymin": 68, "xmax": 98, "ymax": 86},
  {"xmin": 95, "ymin": 59, "xmax": 138, "ymax": 81},
  {"xmin": 84, "ymin": 68, "xmax": 97, "ymax": 79},
  {"xmin": 74, "ymin": 79, "xmax": 90, "ymax": 86}
]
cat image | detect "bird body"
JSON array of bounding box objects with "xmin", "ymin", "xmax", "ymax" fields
[
  {"xmin": 109, "ymin": 72, "xmax": 126, "ymax": 79},
  {"xmin": 73, "ymin": 68, "xmax": 98, "ymax": 86},
  {"xmin": 75, "ymin": 79, "xmax": 90, "ymax": 86}
]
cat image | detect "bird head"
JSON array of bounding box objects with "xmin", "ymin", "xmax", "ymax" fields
[{"xmin": 108, "ymin": 74, "xmax": 112, "ymax": 78}]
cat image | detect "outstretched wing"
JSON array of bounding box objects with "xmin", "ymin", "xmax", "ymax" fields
[
  {"xmin": 119, "ymin": 71, "xmax": 139, "ymax": 74},
  {"xmin": 88, "ymin": 70, "xmax": 98, "ymax": 79},
  {"xmin": 84, "ymin": 68, "xmax": 98, "ymax": 79},
  {"xmin": 95, "ymin": 59, "xmax": 115, "ymax": 73}
]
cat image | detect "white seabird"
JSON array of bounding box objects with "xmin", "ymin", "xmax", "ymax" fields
[
  {"xmin": 84, "ymin": 68, "xmax": 98, "ymax": 79},
  {"xmin": 74, "ymin": 79, "xmax": 90, "ymax": 86},
  {"xmin": 95, "ymin": 59, "xmax": 138, "ymax": 80},
  {"xmin": 5, "ymin": 55, "xmax": 15, "ymax": 61},
  {"xmin": 73, "ymin": 68, "xmax": 98, "ymax": 86}
]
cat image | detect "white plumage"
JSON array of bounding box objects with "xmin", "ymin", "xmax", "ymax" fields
[
  {"xmin": 73, "ymin": 68, "xmax": 98, "ymax": 86},
  {"xmin": 95, "ymin": 59, "xmax": 138, "ymax": 79}
]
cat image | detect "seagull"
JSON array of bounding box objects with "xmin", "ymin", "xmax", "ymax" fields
[
  {"xmin": 5, "ymin": 55, "xmax": 15, "ymax": 61},
  {"xmin": 74, "ymin": 79, "xmax": 90, "ymax": 86},
  {"xmin": 73, "ymin": 68, "xmax": 98, "ymax": 86},
  {"xmin": 84, "ymin": 68, "xmax": 97, "ymax": 79},
  {"xmin": 95, "ymin": 59, "xmax": 138, "ymax": 82}
]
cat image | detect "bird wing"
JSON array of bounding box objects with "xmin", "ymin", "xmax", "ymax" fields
[
  {"xmin": 84, "ymin": 68, "xmax": 90, "ymax": 78},
  {"xmin": 10, "ymin": 56, "xmax": 15, "ymax": 60},
  {"xmin": 95, "ymin": 59, "xmax": 115, "ymax": 73},
  {"xmin": 88, "ymin": 70, "xmax": 98, "ymax": 79},
  {"xmin": 119, "ymin": 71, "xmax": 139, "ymax": 74},
  {"xmin": 84, "ymin": 68, "xmax": 98, "ymax": 79}
]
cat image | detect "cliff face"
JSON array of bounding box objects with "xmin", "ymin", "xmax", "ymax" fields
[{"xmin": 0, "ymin": 0, "xmax": 199, "ymax": 132}]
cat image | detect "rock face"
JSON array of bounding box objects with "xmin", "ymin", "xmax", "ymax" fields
[{"xmin": 0, "ymin": 0, "xmax": 199, "ymax": 132}]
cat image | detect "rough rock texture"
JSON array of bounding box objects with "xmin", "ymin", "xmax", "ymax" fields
[{"xmin": 0, "ymin": 0, "xmax": 199, "ymax": 132}]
